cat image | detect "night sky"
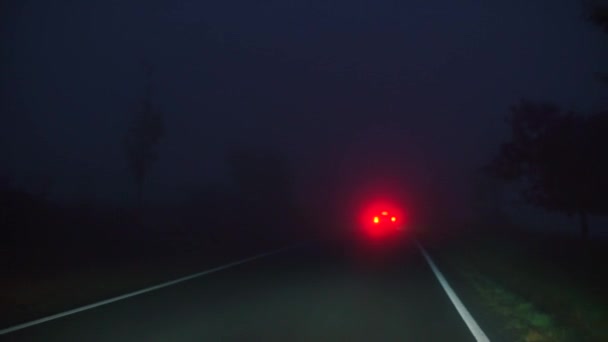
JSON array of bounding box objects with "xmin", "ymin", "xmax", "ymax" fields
[{"xmin": 1, "ymin": 0, "xmax": 606, "ymax": 221}]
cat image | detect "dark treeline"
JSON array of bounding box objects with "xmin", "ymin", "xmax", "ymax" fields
[
  {"xmin": 485, "ymin": 102, "xmax": 608, "ymax": 240},
  {"xmin": 1, "ymin": 145, "xmax": 308, "ymax": 272},
  {"xmin": 2, "ymin": 59, "xmax": 315, "ymax": 271},
  {"xmin": 478, "ymin": 3, "xmax": 608, "ymax": 242}
]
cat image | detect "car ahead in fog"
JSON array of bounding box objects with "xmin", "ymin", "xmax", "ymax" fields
[{"xmin": 365, "ymin": 210, "xmax": 404, "ymax": 239}]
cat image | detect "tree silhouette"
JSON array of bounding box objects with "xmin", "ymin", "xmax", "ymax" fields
[
  {"xmin": 124, "ymin": 67, "xmax": 165, "ymax": 211},
  {"xmin": 487, "ymin": 101, "xmax": 608, "ymax": 240},
  {"xmin": 587, "ymin": 0, "xmax": 608, "ymax": 32},
  {"xmin": 585, "ymin": 0, "xmax": 608, "ymax": 83}
]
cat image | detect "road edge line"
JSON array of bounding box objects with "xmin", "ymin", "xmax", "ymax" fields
[
  {"xmin": 416, "ymin": 240, "xmax": 490, "ymax": 342},
  {"xmin": 0, "ymin": 244, "xmax": 297, "ymax": 335}
]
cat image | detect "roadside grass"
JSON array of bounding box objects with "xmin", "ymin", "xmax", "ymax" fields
[
  {"xmin": 1, "ymin": 233, "xmax": 291, "ymax": 329},
  {"xmin": 1, "ymin": 250, "xmax": 211, "ymax": 327},
  {"xmin": 430, "ymin": 226, "xmax": 608, "ymax": 342},
  {"xmin": 462, "ymin": 266, "xmax": 574, "ymax": 341}
]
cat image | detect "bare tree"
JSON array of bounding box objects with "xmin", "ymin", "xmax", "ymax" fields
[
  {"xmin": 584, "ymin": 0, "xmax": 608, "ymax": 84},
  {"xmin": 586, "ymin": 0, "xmax": 608, "ymax": 32},
  {"xmin": 124, "ymin": 66, "xmax": 165, "ymax": 211}
]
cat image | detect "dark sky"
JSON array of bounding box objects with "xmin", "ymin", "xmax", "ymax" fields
[{"xmin": 1, "ymin": 0, "xmax": 606, "ymax": 219}]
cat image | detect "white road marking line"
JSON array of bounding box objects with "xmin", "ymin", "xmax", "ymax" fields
[
  {"xmin": 0, "ymin": 245, "xmax": 296, "ymax": 335},
  {"xmin": 416, "ymin": 240, "xmax": 490, "ymax": 342}
]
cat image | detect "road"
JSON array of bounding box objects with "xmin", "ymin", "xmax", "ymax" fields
[{"xmin": 3, "ymin": 238, "xmax": 483, "ymax": 341}]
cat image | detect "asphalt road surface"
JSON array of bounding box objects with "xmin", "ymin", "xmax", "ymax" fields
[{"xmin": 3, "ymin": 239, "xmax": 483, "ymax": 341}]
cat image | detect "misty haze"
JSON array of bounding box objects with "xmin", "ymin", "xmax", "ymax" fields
[{"xmin": 1, "ymin": 1, "xmax": 607, "ymax": 341}]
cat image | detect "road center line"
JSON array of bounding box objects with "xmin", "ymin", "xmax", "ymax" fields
[
  {"xmin": 0, "ymin": 245, "xmax": 296, "ymax": 335},
  {"xmin": 416, "ymin": 240, "xmax": 490, "ymax": 342}
]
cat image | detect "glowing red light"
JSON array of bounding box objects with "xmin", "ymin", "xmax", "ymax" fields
[{"xmin": 358, "ymin": 199, "xmax": 409, "ymax": 241}]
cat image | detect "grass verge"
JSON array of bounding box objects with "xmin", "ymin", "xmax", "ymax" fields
[
  {"xmin": 1, "ymin": 235, "xmax": 291, "ymax": 329},
  {"xmin": 462, "ymin": 266, "xmax": 574, "ymax": 341},
  {"xmin": 426, "ymin": 225, "xmax": 608, "ymax": 342}
]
